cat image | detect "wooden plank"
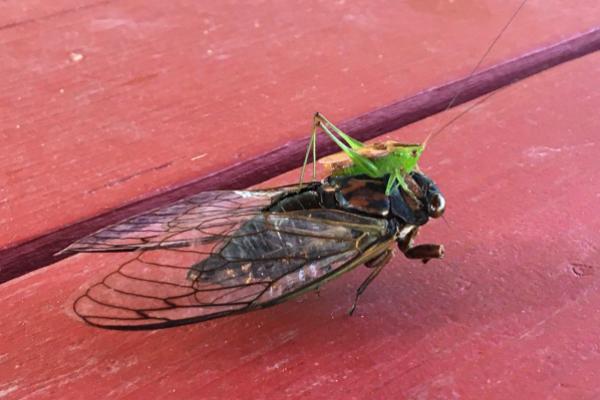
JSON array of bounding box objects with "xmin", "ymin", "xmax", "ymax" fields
[
  {"xmin": 1, "ymin": 0, "xmax": 598, "ymax": 253},
  {"xmin": 0, "ymin": 0, "xmax": 108, "ymax": 30},
  {"xmin": 1, "ymin": 28, "xmax": 598, "ymax": 282},
  {"xmin": 1, "ymin": 50, "xmax": 599, "ymax": 400},
  {"xmin": 2, "ymin": 1, "xmax": 600, "ymax": 398},
  {"xmin": 2, "ymin": 9, "xmax": 599, "ymax": 281}
]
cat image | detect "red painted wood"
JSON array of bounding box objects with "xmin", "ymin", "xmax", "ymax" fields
[
  {"xmin": 1, "ymin": 0, "xmax": 598, "ymax": 253},
  {"xmin": 2, "ymin": 47, "xmax": 600, "ymax": 400},
  {"xmin": 0, "ymin": 0, "xmax": 107, "ymax": 30},
  {"xmin": 2, "ymin": 1, "xmax": 600, "ymax": 399},
  {"xmin": 2, "ymin": 27, "xmax": 598, "ymax": 283},
  {"xmin": 0, "ymin": 54, "xmax": 600, "ymax": 399}
]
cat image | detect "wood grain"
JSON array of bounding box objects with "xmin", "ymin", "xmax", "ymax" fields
[
  {"xmin": 3, "ymin": 0, "xmax": 599, "ymax": 249},
  {"xmin": 1, "ymin": 27, "xmax": 599, "ymax": 283},
  {"xmin": 2, "ymin": 50, "xmax": 599, "ymax": 400}
]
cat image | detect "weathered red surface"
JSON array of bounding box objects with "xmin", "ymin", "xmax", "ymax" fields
[
  {"xmin": 3, "ymin": 28, "xmax": 598, "ymax": 283},
  {"xmin": 1, "ymin": 0, "xmax": 598, "ymax": 250},
  {"xmin": 3, "ymin": 50, "xmax": 600, "ymax": 400},
  {"xmin": 2, "ymin": 0, "xmax": 600, "ymax": 399}
]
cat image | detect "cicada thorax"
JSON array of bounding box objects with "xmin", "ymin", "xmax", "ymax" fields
[
  {"xmin": 267, "ymin": 172, "xmax": 434, "ymax": 226},
  {"xmin": 321, "ymin": 174, "xmax": 430, "ymax": 226}
]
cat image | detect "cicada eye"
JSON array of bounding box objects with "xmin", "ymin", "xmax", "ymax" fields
[{"xmin": 428, "ymin": 193, "xmax": 445, "ymax": 218}]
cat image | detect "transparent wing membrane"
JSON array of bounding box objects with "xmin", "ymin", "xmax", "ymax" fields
[{"xmin": 68, "ymin": 189, "xmax": 391, "ymax": 329}]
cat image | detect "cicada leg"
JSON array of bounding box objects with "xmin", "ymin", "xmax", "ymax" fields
[
  {"xmin": 404, "ymin": 244, "xmax": 445, "ymax": 264},
  {"xmin": 348, "ymin": 249, "xmax": 393, "ymax": 316},
  {"xmin": 397, "ymin": 226, "xmax": 444, "ymax": 264}
]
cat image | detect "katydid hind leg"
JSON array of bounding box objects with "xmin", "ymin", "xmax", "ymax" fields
[
  {"xmin": 300, "ymin": 112, "xmax": 380, "ymax": 185},
  {"xmin": 299, "ymin": 116, "xmax": 319, "ymax": 185},
  {"xmin": 314, "ymin": 112, "xmax": 364, "ymax": 150},
  {"xmin": 299, "ymin": 133, "xmax": 311, "ymax": 186},
  {"xmin": 318, "ymin": 120, "xmax": 379, "ymax": 176}
]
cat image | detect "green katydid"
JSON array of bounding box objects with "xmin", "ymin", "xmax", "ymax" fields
[{"xmin": 299, "ymin": 112, "xmax": 434, "ymax": 196}]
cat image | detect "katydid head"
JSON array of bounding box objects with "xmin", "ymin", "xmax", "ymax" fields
[{"xmin": 383, "ymin": 142, "xmax": 424, "ymax": 174}]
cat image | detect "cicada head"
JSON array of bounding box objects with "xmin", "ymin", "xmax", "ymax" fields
[
  {"xmin": 390, "ymin": 171, "xmax": 445, "ymax": 226},
  {"xmin": 410, "ymin": 171, "xmax": 445, "ymax": 219}
]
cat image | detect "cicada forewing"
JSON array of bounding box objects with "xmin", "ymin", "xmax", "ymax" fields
[{"xmin": 66, "ymin": 187, "xmax": 393, "ymax": 330}]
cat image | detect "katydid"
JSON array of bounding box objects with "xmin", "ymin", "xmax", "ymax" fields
[{"xmin": 299, "ymin": 112, "xmax": 433, "ymax": 196}]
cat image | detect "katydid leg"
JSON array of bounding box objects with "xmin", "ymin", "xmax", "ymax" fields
[
  {"xmin": 300, "ymin": 112, "xmax": 378, "ymax": 185},
  {"xmin": 314, "ymin": 112, "xmax": 363, "ymax": 150},
  {"xmin": 299, "ymin": 122, "xmax": 317, "ymax": 186},
  {"xmin": 316, "ymin": 119, "xmax": 379, "ymax": 176}
]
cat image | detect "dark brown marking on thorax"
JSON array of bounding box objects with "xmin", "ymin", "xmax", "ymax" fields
[{"xmin": 335, "ymin": 177, "xmax": 390, "ymax": 217}]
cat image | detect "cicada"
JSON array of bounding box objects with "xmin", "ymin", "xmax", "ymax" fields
[
  {"xmin": 62, "ymin": 0, "xmax": 533, "ymax": 329},
  {"xmin": 62, "ymin": 114, "xmax": 446, "ymax": 330}
]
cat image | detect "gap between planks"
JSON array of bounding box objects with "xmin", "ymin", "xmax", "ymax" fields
[{"xmin": 1, "ymin": 27, "xmax": 599, "ymax": 283}]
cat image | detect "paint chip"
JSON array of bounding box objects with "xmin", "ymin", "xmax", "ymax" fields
[
  {"xmin": 70, "ymin": 52, "xmax": 84, "ymax": 62},
  {"xmin": 191, "ymin": 153, "xmax": 207, "ymax": 161},
  {"xmin": 571, "ymin": 263, "xmax": 594, "ymax": 277}
]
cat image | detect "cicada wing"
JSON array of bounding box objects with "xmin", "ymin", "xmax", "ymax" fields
[
  {"xmin": 61, "ymin": 187, "xmax": 296, "ymax": 254},
  {"xmin": 73, "ymin": 209, "xmax": 392, "ymax": 329}
]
